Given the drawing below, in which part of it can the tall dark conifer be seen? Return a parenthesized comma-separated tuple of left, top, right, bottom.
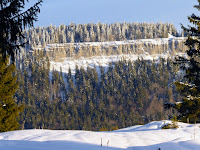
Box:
(0, 0, 43, 61)
(0, 57, 23, 132)
(0, 0, 42, 132)
(171, 1, 200, 123)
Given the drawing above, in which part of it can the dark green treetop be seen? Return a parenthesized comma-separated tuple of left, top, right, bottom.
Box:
(0, 0, 43, 62)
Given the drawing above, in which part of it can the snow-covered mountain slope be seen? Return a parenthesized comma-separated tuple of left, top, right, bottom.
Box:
(0, 121, 200, 150)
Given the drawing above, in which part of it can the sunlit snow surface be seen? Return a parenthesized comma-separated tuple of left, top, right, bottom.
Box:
(50, 53, 187, 76)
(0, 121, 200, 150)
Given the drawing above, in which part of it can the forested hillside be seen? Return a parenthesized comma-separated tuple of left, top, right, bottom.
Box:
(13, 22, 187, 131)
(15, 54, 182, 130)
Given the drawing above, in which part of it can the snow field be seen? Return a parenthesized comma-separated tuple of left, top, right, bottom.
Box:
(0, 121, 200, 150)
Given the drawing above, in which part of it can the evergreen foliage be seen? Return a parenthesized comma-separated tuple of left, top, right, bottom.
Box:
(167, 1, 200, 123)
(0, 57, 23, 132)
(15, 55, 182, 131)
(0, 0, 43, 61)
(0, 0, 42, 132)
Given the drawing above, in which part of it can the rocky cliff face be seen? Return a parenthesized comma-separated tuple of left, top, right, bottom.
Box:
(32, 37, 188, 61)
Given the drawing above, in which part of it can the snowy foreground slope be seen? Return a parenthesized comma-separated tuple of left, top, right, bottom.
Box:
(0, 121, 200, 150)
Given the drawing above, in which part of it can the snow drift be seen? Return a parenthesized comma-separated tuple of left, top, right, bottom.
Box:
(0, 121, 200, 150)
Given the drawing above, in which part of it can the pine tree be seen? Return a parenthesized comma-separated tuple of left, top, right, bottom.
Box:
(0, 57, 24, 132)
(168, 1, 200, 123)
(0, 0, 43, 61)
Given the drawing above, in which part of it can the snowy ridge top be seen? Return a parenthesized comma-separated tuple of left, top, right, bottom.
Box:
(0, 121, 200, 150)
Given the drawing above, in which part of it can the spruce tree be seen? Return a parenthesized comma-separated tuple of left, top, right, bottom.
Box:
(0, 0, 42, 132)
(169, 1, 200, 123)
(0, 0, 43, 61)
(0, 57, 24, 132)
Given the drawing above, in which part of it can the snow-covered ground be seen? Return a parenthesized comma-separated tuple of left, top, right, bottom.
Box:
(0, 121, 200, 150)
(50, 53, 187, 75)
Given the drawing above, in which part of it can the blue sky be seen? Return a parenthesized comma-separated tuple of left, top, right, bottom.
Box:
(31, 0, 198, 31)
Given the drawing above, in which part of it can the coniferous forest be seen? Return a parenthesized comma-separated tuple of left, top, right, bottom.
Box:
(1, 1, 200, 150)
(15, 52, 183, 131)
(11, 21, 188, 131)
(24, 22, 180, 48)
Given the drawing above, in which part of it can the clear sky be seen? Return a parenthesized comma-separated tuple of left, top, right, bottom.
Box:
(31, 0, 198, 32)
